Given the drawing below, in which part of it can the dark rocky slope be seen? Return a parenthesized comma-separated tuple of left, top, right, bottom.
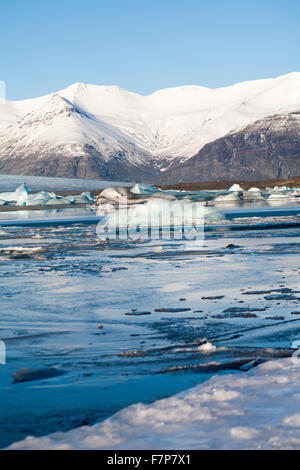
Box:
(0, 111, 299, 184)
(0, 148, 160, 182)
(161, 111, 300, 183)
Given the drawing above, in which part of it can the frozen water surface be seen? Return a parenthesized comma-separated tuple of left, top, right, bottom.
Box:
(0, 176, 300, 449)
(9, 358, 300, 450)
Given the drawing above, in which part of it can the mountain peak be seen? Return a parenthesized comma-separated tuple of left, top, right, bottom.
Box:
(0, 73, 299, 182)
(23, 93, 80, 121)
(62, 82, 137, 98)
(50, 93, 74, 107)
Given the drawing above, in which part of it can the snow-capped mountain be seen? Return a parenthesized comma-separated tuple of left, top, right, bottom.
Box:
(0, 72, 299, 182)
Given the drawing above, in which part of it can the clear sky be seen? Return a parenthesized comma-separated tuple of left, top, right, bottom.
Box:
(1, 0, 299, 100)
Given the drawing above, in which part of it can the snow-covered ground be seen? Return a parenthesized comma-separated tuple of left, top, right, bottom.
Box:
(7, 358, 300, 450)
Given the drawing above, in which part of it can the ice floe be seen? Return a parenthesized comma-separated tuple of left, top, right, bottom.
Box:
(1, 182, 300, 209)
(93, 182, 300, 235)
(96, 198, 225, 229)
(95, 183, 300, 208)
(214, 192, 243, 202)
(197, 342, 218, 353)
(227, 184, 244, 192)
(0, 184, 95, 206)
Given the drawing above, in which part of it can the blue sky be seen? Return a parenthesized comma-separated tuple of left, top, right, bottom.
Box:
(1, 0, 299, 100)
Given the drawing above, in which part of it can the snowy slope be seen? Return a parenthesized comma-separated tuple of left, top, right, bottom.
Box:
(0, 72, 299, 167)
(0, 93, 152, 164)
(59, 73, 300, 163)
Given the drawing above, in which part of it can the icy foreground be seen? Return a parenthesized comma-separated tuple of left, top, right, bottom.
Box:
(8, 358, 300, 450)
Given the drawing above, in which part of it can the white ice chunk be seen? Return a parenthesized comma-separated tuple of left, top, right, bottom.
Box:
(197, 342, 217, 353)
(130, 183, 161, 195)
(0, 184, 95, 206)
(214, 192, 243, 202)
(227, 184, 244, 192)
(248, 187, 261, 192)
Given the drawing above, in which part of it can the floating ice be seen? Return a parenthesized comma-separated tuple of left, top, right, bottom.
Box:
(2, 182, 300, 209)
(95, 183, 300, 209)
(96, 198, 225, 241)
(94, 182, 300, 238)
(227, 184, 244, 192)
(268, 193, 297, 200)
(130, 183, 162, 195)
(0, 183, 30, 205)
(214, 192, 243, 203)
(197, 342, 217, 353)
(0, 246, 44, 253)
(0, 184, 96, 206)
(248, 187, 262, 193)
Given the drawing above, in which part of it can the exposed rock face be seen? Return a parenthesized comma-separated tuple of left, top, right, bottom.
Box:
(162, 112, 300, 183)
(0, 149, 160, 181)
(0, 110, 299, 183)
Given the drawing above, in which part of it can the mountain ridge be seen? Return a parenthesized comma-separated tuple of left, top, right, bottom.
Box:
(0, 72, 299, 182)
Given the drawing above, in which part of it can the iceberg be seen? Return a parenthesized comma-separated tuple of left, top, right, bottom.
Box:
(1, 182, 299, 209)
(0, 184, 96, 207)
(227, 184, 244, 192)
(130, 183, 162, 195)
(248, 187, 262, 192)
(214, 192, 243, 203)
(93, 183, 300, 237)
(96, 197, 225, 241)
(96, 183, 300, 208)
(0, 183, 31, 205)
